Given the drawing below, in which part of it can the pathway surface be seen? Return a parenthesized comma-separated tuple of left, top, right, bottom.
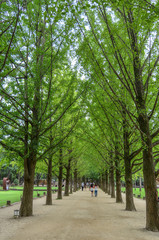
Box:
(0, 189, 159, 240)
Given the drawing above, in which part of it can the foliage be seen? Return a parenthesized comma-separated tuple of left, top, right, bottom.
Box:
(13, 178, 19, 185)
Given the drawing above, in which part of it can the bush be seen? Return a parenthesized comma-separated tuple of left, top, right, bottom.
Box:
(13, 179, 19, 186)
(0, 180, 3, 186)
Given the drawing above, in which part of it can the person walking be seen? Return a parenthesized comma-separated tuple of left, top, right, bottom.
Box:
(94, 184, 98, 197)
(90, 183, 93, 197)
(81, 182, 84, 191)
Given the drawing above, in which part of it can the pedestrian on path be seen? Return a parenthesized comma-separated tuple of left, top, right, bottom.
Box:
(81, 182, 84, 191)
(94, 184, 98, 197)
(90, 183, 93, 197)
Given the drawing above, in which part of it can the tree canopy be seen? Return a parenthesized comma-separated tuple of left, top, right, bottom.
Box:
(1, 0, 159, 231)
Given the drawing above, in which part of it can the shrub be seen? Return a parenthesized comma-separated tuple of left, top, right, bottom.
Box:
(13, 179, 19, 186)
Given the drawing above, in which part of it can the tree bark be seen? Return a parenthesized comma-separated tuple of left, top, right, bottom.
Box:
(70, 172, 73, 194)
(73, 168, 77, 192)
(20, 56, 36, 217)
(108, 170, 111, 195)
(20, 71, 40, 216)
(123, 106, 136, 211)
(64, 156, 71, 196)
(102, 173, 106, 192)
(138, 114, 159, 230)
(57, 148, 63, 199)
(115, 145, 122, 203)
(128, 10, 159, 229)
(100, 175, 103, 191)
(20, 159, 36, 216)
(100, 176, 103, 191)
(105, 170, 108, 193)
(116, 167, 122, 203)
(78, 177, 81, 190)
(110, 162, 115, 198)
(46, 156, 52, 205)
(20, 19, 45, 216)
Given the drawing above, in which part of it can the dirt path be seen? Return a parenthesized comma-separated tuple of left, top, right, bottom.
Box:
(0, 189, 159, 240)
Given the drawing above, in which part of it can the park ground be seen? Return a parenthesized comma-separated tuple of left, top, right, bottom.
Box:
(0, 189, 159, 240)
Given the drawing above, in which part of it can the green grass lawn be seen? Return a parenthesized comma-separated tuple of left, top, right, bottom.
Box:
(0, 190, 46, 207)
(9, 186, 58, 190)
(0, 186, 58, 191)
(121, 187, 159, 199)
(0, 185, 59, 207)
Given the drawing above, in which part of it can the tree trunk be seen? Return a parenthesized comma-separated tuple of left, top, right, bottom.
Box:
(64, 167, 70, 196)
(99, 177, 102, 189)
(105, 170, 108, 193)
(127, 10, 159, 229)
(100, 176, 103, 190)
(123, 107, 136, 211)
(116, 168, 122, 203)
(108, 170, 111, 195)
(100, 175, 103, 191)
(73, 168, 77, 192)
(46, 156, 52, 205)
(102, 173, 106, 192)
(20, 62, 36, 217)
(36, 174, 41, 187)
(18, 172, 21, 185)
(138, 112, 159, 230)
(20, 74, 40, 216)
(20, 25, 43, 216)
(70, 172, 73, 194)
(78, 177, 81, 190)
(115, 145, 122, 203)
(65, 142, 73, 196)
(124, 140, 136, 211)
(115, 165, 122, 203)
(64, 158, 71, 196)
(110, 162, 115, 198)
(57, 148, 63, 199)
(20, 160, 36, 216)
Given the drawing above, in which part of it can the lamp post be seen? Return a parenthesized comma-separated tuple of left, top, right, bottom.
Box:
(14, 209, 20, 218)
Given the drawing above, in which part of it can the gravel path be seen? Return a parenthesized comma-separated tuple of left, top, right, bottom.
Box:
(0, 189, 159, 240)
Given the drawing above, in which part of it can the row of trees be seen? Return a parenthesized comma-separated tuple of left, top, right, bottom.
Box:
(67, 0, 159, 231)
(0, 0, 86, 216)
(1, 0, 159, 232)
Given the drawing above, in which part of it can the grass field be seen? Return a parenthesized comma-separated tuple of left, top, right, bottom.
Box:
(0, 190, 46, 207)
(9, 186, 58, 190)
(121, 187, 159, 199)
(0, 186, 58, 207)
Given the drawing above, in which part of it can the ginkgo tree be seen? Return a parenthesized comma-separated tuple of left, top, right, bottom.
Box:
(67, 0, 159, 231)
(0, 0, 83, 216)
(1, 0, 159, 232)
